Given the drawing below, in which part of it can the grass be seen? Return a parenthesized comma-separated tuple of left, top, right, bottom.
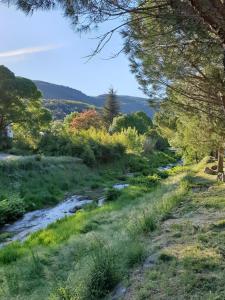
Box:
(124, 162, 225, 300)
(0, 151, 177, 227)
(0, 152, 186, 300)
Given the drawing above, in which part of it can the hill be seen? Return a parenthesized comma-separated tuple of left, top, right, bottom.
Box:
(34, 80, 154, 119)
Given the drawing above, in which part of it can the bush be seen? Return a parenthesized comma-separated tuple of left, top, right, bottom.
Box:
(117, 127, 145, 154)
(70, 109, 104, 130)
(110, 111, 153, 134)
(125, 154, 149, 173)
(129, 174, 160, 187)
(0, 242, 25, 264)
(84, 247, 120, 299)
(105, 188, 121, 202)
(0, 195, 25, 226)
(124, 242, 146, 267)
(38, 127, 126, 165)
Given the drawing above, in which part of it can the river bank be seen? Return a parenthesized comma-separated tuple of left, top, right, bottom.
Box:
(0, 151, 177, 228)
(0, 167, 189, 300)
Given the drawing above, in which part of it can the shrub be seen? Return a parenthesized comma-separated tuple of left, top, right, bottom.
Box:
(129, 174, 160, 187)
(125, 154, 149, 173)
(0, 242, 25, 264)
(81, 246, 120, 299)
(110, 111, 153, 134)
(157, 171, 169, 179)
(105, 188, 121, 202)
(124, 242, 146, 267)
(117, 127, 145, 154)
(38, 127, 126, 165)
(0, 194, 25, 226)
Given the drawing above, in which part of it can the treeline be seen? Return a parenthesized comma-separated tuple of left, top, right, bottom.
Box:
(38, 109, 168, 166)
(8, 0, 225, 176)
(0, 66, 168, 166)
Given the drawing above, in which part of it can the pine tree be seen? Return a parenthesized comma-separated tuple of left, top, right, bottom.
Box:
(103, 88, 120, 126)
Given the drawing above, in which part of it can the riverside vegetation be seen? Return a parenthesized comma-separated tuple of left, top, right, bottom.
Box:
(0, 158, 222, 300)
(0, 157, 185, 299)
(2, 1, 225, 298)
(1, 65, 225, 299)
(0, 65, 181, 298)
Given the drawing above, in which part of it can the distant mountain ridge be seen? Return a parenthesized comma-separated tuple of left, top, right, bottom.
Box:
(34, 80, 154, 119)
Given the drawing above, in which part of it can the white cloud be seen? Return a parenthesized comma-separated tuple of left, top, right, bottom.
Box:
(0, 44, 61, 58)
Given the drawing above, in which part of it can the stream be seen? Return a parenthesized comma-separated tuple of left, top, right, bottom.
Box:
(0, 196, 93, 247)
(0, 183, 130, 248)
(0, 161, 182, 248)
(157, 160, 183, 172)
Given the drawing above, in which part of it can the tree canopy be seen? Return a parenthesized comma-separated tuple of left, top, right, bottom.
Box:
(5, 1, 225, 53)
(3, 0, 225, 175)
(69, 109, 104, 131)
(0, 65, 52, 148)
(103, 88, 120, 126)
(110, 111, 153, 134)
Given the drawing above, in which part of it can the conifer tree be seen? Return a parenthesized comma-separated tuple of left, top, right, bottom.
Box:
(103, 88, 120, 126)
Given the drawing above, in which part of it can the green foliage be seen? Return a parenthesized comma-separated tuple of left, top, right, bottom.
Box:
(110, 111, 153, 134)
(129, 174, 160, 188)
(0, 166, 190, 299)
(105, 187, 121, 202)
(103, 88, 120, 126)
(0, 157, 100, 225)
(123, 241, 146, 268)
(0, 242, 25, 264)
(144, 129, 169, 153)
(0, 194, 25, 226)
(0, 65, 52, 150)
(116, 127, 145, 154)
(39, 125, 147, 165)
(155, 100, 224, 163)
(81, 245, 120, 299)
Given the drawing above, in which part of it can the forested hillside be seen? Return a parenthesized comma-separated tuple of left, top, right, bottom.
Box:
(34, 80, 154, 119)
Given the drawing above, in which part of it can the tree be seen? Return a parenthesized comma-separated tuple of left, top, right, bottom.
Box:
(5, 0, 225, 172)
(0, 65, 52, 149)
(103, 88, 120, 126)
(110, 111, 152, 134)
(63, 112, 79, 130)
(124, 5, 225, 174)
(70, 109, 104, 131)
(154, 95, 225, 167)
(6, 1, 225, 59)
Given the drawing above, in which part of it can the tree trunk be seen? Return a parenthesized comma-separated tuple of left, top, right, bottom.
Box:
(215, 150, 218, 160)
(217, 146, 225, 181)
(217, 148, 224, 172)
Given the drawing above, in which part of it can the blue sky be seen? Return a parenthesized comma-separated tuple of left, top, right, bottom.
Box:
(0, 3, 145, 97)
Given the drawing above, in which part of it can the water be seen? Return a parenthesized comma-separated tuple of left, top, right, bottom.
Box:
(0, 196, 92, 245)
(113, 183, 129, 190)
(0, 171, 173, 247)
(157, 160, 183, 172)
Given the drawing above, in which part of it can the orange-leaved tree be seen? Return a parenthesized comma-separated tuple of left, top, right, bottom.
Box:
(70, 109, 104, 131)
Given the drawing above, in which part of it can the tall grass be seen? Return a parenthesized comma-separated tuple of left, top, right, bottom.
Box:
(0, 166, 191, 300)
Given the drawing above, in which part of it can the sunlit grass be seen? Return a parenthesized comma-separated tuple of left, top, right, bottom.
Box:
(0, 169, 188, 299)
(125, 161, 225, 300)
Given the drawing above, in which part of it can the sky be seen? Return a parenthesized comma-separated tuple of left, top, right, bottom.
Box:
(0, 3, 145, 97)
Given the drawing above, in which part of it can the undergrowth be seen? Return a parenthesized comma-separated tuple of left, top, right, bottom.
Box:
(0, 167, 189, 300)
